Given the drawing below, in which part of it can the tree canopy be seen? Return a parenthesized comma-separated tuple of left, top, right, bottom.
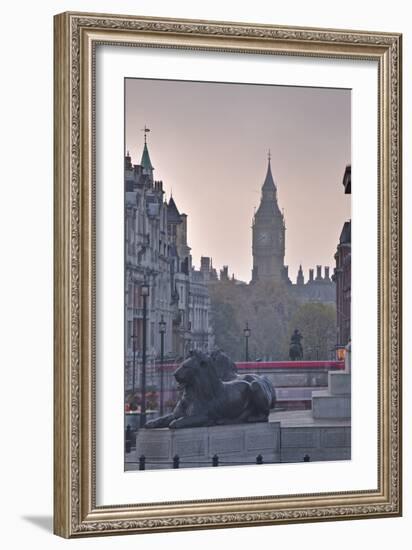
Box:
(208, 280, 336, 361)
(288, 302, 337, 360)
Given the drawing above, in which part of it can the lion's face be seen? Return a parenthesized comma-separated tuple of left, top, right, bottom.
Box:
(174, 351, 208, 389)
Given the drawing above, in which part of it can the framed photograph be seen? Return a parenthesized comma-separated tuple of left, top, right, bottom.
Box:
(54, 12, 402, 537)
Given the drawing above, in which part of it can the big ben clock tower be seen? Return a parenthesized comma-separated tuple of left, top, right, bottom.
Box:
(251, 152, 288, 283)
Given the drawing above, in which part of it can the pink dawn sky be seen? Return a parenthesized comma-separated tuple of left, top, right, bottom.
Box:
(125, 78, 351, 283)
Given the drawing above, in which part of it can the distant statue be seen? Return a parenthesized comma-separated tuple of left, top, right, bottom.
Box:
(289, 328, 303, 360)
(145, 350, 276, 429)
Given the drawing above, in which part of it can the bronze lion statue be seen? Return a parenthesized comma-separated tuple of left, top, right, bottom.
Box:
(145, 350, 276, 429)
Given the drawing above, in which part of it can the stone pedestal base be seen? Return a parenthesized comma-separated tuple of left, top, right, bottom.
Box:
(281, 425, 351, 462)
(134, 422, 281, 469)
(312, 372, 351, 419)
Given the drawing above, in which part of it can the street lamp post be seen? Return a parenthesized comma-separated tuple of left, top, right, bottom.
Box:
(140, 281, 150, 428)
(244, 322, 251, 362)
(131, 321, 137, 396)
(185, 321, 192, 358)
(188, 321, 192, 349)
(159, 315, 166, 416)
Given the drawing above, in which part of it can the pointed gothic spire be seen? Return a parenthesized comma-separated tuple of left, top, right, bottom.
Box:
(140, 125, 154, 176)
(297, 264, 305, 285)
(167, 196, 182, 223)
(262, 152, 276, 192)
(254, 152, 282, 221)
(140, 143, 154, 173)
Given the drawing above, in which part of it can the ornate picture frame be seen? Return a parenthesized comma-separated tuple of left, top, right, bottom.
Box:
(53, 11, 402, 538)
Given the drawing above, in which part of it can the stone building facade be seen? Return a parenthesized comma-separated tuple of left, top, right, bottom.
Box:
(333, 165, 352, 348)
(292, 264, 335, 304)
(124, 138, 213, 392)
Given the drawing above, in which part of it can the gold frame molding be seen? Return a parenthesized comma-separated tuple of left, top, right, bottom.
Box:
(54, 11, 402, 538)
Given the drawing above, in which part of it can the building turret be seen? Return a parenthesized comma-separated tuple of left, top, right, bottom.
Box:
(343, 165, 351, 194)
(125, 150, 132, 170)
(201, 257, 211, 273)
(220, 266, 229, 281)
(297, 264, 304, 285)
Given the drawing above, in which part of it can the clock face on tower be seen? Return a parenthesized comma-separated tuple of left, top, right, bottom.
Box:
(257, 231, 269, 244)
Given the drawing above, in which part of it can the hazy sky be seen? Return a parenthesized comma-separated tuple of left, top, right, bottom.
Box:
(125, 78, 351, 283)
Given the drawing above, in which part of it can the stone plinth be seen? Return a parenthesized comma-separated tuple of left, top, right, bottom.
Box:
(134, 422, 281, 469)
(281, 425, 351, 462)
(269, 409, 351, 463)
(312, 391, 351, 419)
(311, 371, 351, 420)
(328, 372, 351, 395)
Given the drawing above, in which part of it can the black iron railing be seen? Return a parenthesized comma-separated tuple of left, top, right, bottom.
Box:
(127, 453, 311, 470)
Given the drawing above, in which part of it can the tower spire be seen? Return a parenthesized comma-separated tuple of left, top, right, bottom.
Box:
(141, 125, 150, 144)
(262, 151, 276, 194)
(297, 264, 304, 285)
(251, 152, 285, 284)
(140, 125, 154, 178)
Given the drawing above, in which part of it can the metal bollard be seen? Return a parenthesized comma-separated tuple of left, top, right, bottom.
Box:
(139, 455, 146, 470)
(256, 454, 263, 465)
(125, 426, 132, 453)
(212, 454, 219, 467)
(173, 454, 180, 469)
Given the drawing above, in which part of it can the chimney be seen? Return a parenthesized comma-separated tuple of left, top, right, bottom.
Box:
(309, 268, 314, 282)
(324, 266, 330, 280)
(125, 151, 132, 170)
(200, 257, 210, 272)
(316, 265, 322, 280)
(154, 180, 163, 192)
(180, 213, 187, 244)
(221, 266, 229, 281)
